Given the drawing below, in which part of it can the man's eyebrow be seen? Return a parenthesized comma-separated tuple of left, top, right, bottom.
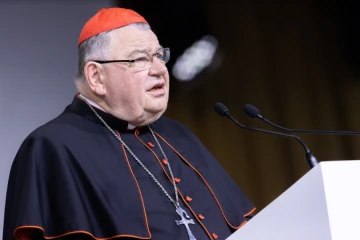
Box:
(127, 46, 164, 57)
(127, 47, 152, 57)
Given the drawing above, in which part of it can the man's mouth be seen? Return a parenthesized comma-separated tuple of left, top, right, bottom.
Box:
(147, 82, 166, 96)
(148, 82, 165, 91)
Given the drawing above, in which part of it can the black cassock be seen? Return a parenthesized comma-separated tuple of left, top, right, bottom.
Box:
(3, 94, 255, 240)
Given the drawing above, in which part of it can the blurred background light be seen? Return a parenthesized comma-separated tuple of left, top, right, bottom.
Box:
(172, 35, 219, 81)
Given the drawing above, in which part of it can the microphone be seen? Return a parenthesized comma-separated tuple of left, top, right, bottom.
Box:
(243, 104, 360, 135)
(214, 102, 318, 168)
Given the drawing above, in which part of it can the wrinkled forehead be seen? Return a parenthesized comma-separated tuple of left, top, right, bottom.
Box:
(110, 25, 161, 57)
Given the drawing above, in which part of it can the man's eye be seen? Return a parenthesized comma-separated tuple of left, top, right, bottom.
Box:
(134, 57, 148, 62)
(155, 53, 164, 59)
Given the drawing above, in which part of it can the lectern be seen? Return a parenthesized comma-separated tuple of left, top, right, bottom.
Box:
(226, 160, 360, 240)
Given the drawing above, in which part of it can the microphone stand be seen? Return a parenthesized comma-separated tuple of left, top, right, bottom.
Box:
(215, 103, 318, 168)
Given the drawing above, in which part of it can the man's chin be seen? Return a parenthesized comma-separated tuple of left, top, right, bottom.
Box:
(136, 108, 167, 126)
(150, 108, 167, 121)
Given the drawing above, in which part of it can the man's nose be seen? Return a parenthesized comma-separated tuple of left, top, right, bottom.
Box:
(148, 57, 168, 76)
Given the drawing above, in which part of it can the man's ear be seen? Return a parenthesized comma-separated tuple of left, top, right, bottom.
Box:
(84, 61, 107, 96)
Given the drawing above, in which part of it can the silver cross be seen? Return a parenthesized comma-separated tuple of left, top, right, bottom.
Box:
(175, 206, 197, 240)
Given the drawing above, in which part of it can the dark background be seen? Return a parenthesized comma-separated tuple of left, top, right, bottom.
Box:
(118, 0, 360, 213)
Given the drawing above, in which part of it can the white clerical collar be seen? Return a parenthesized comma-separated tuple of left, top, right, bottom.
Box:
(79, 93, 136, 130)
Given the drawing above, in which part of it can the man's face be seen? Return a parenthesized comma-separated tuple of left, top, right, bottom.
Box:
(101, 25, 170, 126)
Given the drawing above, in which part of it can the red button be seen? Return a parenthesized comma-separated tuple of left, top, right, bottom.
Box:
(162, 159, 168, 165)
(174, 178, 181, 183)
(147, 142, 154, 147)
(212, 233, 218, 239)
(185, 196, 192, 202)
(198, 214, 205, 220)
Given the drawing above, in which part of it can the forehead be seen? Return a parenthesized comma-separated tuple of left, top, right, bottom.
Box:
(111, 25, 160, 56)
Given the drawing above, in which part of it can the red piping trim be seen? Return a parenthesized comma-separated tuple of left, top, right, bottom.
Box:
(13, 226, 150, 240)
(118, 131, 152, 238)
(153, 131, 256, 230)
(134, 129, 213, 240)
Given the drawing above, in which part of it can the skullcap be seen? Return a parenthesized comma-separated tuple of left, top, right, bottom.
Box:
(78, 8, 148, 46)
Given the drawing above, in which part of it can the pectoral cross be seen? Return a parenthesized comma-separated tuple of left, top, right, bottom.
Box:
(175, 206, 197, 240)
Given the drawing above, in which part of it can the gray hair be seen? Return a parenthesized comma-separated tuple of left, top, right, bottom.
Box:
(74, 22, 151, 84)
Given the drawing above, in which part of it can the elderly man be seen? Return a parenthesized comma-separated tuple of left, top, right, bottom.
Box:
(3, 8, 255, 240)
